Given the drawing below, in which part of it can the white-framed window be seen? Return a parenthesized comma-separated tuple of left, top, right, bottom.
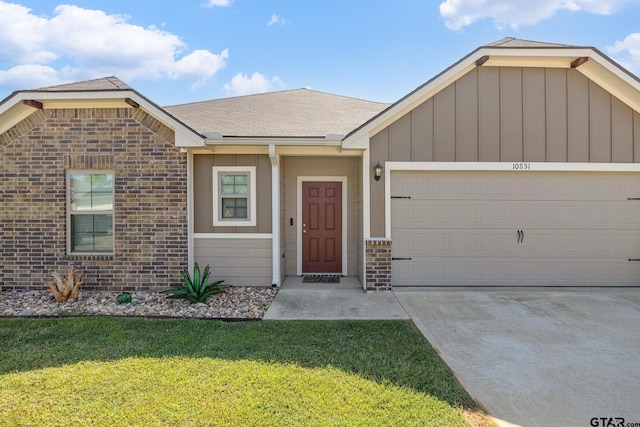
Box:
(212, 166, 257, 227)
(67, 171, 114, 254)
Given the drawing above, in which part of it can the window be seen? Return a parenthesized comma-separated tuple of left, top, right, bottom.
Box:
(68, 172, 114, 254)
(213, 166, 256, 226)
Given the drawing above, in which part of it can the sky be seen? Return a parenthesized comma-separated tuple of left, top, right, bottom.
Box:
(1, 0, 640, 106)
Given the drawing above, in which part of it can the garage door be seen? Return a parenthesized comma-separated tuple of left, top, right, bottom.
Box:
(391, 171, 640, 287)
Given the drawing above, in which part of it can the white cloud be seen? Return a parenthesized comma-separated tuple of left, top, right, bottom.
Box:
(223, 72, 285, 96)
(439, 0, 639, 30)
(201, 0, 232, 7)
(267, 14, 286, 26)
(0, 2, 228, 90)
(608, 33, 640, 72)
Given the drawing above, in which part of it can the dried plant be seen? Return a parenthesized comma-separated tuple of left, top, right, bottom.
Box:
(43, 268, 84, 302)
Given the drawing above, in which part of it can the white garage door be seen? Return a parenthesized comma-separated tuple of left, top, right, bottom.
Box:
(391, 171, 640, 287)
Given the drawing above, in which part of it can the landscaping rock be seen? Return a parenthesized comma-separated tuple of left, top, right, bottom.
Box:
(0, 287, 278, 320)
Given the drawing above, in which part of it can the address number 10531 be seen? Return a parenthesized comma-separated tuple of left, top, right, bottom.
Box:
(512, 162, 531, 170)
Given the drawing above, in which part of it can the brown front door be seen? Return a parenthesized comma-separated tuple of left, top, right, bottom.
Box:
(302, 181, 342, 273)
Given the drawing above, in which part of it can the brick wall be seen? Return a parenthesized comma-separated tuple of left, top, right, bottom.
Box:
(365, 239, 392, 291)
(0, 107, 188, 291)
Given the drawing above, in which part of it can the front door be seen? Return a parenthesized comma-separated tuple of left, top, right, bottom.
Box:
(302, 181, 342, 273)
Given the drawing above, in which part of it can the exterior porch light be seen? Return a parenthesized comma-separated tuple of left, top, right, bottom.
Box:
(374, 161, 383, 181)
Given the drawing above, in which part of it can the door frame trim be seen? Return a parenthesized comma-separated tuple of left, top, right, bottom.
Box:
(297, 176, 348, 276)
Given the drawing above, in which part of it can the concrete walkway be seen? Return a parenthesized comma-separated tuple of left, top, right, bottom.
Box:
(263, 277, 409, 320)
(265, 281, 640, 427)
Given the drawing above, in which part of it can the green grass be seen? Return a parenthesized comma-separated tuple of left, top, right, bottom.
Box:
(0, 318, 477, 426)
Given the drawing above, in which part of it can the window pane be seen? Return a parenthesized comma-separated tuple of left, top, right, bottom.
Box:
(221, 175, 235, 185)
(70, 174, 91, 193)
(221, 198, 248, 219)
(234, 184, 247, 195)
(71, 214, 113, 252)
(70, 173, 113, 211)
(92, 193, 113, 210)
(93, 215, 113, 234)
(220, 174, 248, 195)
(221, 184, 235, 194)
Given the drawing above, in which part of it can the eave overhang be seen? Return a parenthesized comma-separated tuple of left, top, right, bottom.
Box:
(0, 89, 205, 147)
(342, 45, 640, 150)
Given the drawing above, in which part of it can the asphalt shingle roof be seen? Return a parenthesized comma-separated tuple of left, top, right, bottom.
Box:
(164, 89, 390, 138)
(32, 76, 131, 92)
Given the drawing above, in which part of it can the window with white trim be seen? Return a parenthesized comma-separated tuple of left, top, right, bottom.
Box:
(213, 166, 256, 227)
(68, 172, 114, 254)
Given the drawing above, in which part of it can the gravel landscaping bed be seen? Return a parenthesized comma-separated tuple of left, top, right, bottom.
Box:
(0, 287, 278, 320)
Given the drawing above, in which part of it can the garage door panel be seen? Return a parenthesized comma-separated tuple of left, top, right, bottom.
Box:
(392, 200, 640, 230)
(392, 171, 640, 201)
(393, 258, 640, 287)
(393, 229, 640, 258)
(391, 171, 640, 287)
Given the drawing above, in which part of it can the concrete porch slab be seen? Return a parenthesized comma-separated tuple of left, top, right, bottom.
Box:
(263, 276, 409, 320)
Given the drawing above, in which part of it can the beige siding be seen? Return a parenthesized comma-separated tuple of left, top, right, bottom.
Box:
(283, 156, 360, 276)
(369, 66, 640, 235)
(478, 67, 501, 161)
(195, 238, 272, 286)
(193, 154, 272, 233)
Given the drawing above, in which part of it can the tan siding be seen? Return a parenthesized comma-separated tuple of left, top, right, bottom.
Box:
(193, 154, 272, 234)
(545, 69, 568, 161)
(195, 238, 272, 286)
(612, 97, 634, 163)
(283, 156, 360, 276)
(567, 70, 590, 162)
(590, 81, 612, 162)
(194, 155, 213, 232)
(523, 68, 547, 161)
(389, 114, 412, 161)
(635, 112, 640, 162)
(370, 131, 388, 237)
(500, 68, 523, 161)
(411, 99, 433, 161)
(478, 67, 501, 161)
(456, 69, 479, 161)
(434, 84, 456, 161)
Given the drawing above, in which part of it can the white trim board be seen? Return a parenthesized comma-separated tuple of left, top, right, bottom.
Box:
(296, 176, 348, 276)
(383, 162, 640, 239)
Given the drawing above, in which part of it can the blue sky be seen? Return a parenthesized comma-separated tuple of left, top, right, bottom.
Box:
(1, 0, 640, 106)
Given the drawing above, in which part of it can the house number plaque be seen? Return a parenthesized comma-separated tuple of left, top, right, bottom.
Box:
(512, 162, 531, 170)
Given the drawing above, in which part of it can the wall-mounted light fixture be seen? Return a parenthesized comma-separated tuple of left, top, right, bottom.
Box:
(373, 161, 383, 181)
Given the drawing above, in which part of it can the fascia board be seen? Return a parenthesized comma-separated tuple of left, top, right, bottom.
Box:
(0, 90, 205, 147)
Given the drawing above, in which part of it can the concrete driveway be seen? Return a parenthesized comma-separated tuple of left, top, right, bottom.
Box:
(395, 289, 640, 427)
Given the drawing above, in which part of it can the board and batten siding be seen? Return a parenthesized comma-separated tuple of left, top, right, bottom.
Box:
(194, 237, 272, 286)
(369, 66, 640, 237)
(193, 154, 272, 233)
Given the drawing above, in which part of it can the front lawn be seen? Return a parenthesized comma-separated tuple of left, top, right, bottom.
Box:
(0, 318, 487, 426)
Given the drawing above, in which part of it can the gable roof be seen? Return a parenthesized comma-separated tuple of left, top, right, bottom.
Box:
(0, 76, 203, 147)
(343, 37, 640, 149)
(165, 89, 389, 139)
(30, 76, 132, 92)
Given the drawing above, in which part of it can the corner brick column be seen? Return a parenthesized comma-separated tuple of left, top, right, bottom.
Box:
(365, 239, 392, 291)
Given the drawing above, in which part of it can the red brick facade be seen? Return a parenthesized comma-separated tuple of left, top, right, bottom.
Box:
(0, 107, 188, 291)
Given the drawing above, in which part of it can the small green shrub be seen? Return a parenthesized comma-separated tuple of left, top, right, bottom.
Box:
(116, 293, 132, 304)
(161, 263, 228, 304)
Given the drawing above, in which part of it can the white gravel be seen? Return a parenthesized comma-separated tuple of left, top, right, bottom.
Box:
(0, 287, 278, 320)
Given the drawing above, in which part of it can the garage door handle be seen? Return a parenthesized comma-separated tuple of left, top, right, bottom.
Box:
(517, 230, 523, 243)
